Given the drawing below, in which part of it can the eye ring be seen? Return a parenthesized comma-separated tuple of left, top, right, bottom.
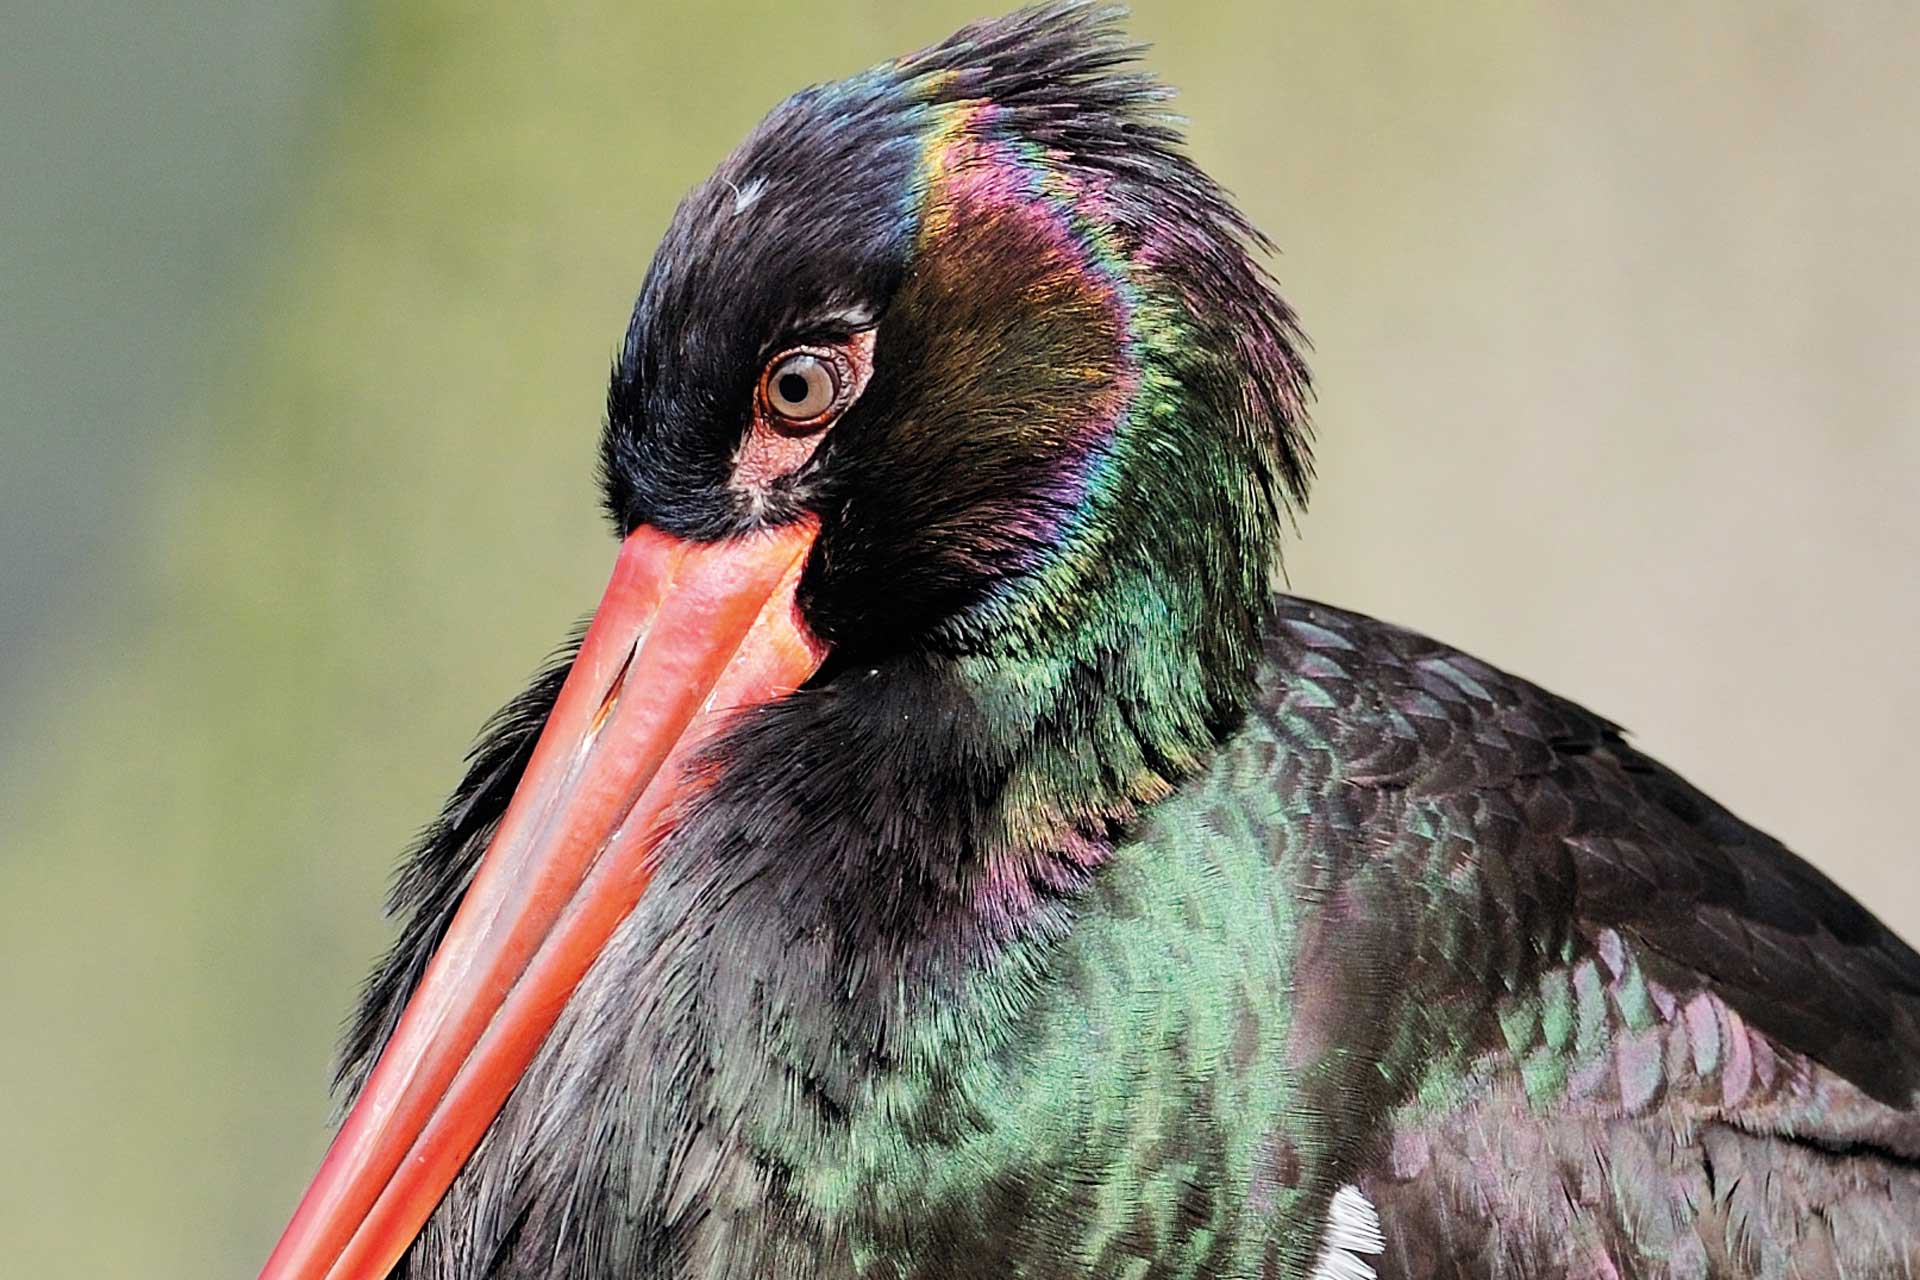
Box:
(759, 346, 851, 431)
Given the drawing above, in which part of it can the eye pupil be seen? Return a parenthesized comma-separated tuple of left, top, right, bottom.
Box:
(777, 371, 811, 405)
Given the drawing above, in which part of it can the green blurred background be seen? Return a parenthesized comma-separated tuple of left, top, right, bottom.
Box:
(2, 2, 1915, 1274)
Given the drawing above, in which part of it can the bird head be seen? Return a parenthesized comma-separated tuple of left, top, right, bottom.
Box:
(261, 8, 1309, 1279)
(605, 3, 1309, 674)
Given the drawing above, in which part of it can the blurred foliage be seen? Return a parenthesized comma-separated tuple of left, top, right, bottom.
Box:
(2, 3, 1914, 1276)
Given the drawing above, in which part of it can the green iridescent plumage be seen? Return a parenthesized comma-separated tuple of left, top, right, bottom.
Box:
(749, 599, 1920, 1278)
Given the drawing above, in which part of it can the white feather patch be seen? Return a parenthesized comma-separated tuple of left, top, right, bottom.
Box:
(1310, 1184, 1386, 1280)
(726, 176, 766, 215)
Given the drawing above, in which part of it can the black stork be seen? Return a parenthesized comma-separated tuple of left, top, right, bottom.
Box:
(258, 6, 1920, 1278)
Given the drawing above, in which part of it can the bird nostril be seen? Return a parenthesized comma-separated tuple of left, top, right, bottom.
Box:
(588, 642, 638, 739)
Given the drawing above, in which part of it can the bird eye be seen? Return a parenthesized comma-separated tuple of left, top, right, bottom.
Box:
(760, 349, 846, 428)
(734, 331, 876, 489)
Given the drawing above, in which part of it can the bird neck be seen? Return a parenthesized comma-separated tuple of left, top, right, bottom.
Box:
(756, 536, 1275, 986)
(942, 397, 1288, 921)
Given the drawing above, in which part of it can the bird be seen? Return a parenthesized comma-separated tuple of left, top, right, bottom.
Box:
(257, 5, 1920, 1279)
